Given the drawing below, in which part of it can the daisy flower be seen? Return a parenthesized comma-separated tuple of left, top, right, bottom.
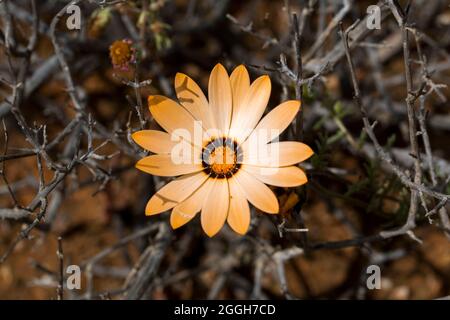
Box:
(132, 64, 313, 237)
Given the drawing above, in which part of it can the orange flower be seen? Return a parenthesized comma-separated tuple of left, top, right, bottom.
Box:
(132, 64, 313, 237)
(109, 39, 136, 70)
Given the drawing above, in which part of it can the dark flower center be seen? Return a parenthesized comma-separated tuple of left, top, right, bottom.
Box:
(202, 137, 242, 178)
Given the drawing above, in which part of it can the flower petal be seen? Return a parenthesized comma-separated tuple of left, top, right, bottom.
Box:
(230, 65, 250, 125)
(131, 130, 179, 154)
(243, 100, 300, 146)
(201, 178, 229, 237)
(170, 178, 214, 229)
(208, 64, 232, 134)
(242, 165, 308, 187)
(136, 154, 202, 177)
(229, 75, 271, 142)
(232, 170, 279, 214)
(241, 141, 314, 167)
(149, 95, 204, 147)
(145, 172, 209, 215)
(227, 178, 250, 235)
(174, 72, 214, 130)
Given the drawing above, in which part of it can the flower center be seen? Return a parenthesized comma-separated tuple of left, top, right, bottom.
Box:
(202, 138, 242, 178)
(209, 145, 236, 175)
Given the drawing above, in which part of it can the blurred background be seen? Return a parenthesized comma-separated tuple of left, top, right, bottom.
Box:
(0, 0, 449, 299)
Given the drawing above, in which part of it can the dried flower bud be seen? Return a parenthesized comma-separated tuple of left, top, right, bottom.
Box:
(109, 39, 136, 71)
